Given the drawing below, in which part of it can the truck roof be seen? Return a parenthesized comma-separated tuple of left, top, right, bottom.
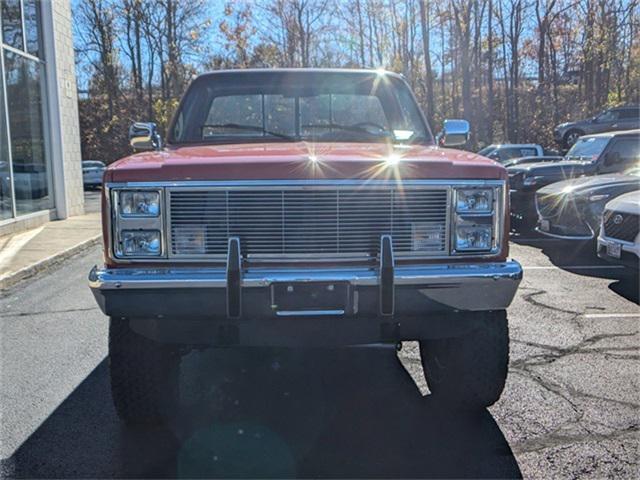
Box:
(197, 68, 405, 81)
(582, 129, 639, 139)
(483, 143, 542, 149)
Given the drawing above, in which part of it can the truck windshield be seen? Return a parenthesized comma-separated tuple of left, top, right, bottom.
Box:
(169, 71, 432, 146)
(565, 137, 609, 161)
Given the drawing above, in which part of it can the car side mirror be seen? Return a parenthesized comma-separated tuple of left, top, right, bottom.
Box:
(437, 119, 470, 147)
(129, 122, 163, 152)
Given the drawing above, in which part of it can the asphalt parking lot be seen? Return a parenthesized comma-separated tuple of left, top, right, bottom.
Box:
(0, 236, 638, 478)
(84, 189, 102, 214)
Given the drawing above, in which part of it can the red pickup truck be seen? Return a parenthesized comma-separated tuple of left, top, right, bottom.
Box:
(89, 69, 522, 425)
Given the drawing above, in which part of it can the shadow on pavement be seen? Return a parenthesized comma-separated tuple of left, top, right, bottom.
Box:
(513, 232, 638, 304)
(608, 276, 640, 304)
(3, 347, 521, 479)
(513, 233, 627, 277)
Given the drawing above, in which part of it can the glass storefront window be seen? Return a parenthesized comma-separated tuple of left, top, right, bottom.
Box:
(0, 67, 13, 220)
(0, 0, 52, 222)
(24, 0, 41, 58)
(4, 50, 51, 215)
(1, 0, 24, 51)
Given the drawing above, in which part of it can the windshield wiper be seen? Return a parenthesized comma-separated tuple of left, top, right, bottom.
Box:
(303, 123, 391, 137)
(200, 123, 295, 141)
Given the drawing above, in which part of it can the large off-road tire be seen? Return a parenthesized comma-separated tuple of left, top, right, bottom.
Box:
(419, 311, 509, 409)
(109, 318, 180, 425)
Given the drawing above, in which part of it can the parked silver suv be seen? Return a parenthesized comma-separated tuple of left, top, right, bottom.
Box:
(554, 105, 639, 148)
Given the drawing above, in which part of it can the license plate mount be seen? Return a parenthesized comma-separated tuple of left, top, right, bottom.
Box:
(272, 282, 350, 316)
(606, 242, 622, 259)
(540, 219, 550, 232)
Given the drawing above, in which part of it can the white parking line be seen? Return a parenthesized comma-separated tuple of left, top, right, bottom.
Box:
(582, 313, 640, 318)
(523, 265, 625, 270)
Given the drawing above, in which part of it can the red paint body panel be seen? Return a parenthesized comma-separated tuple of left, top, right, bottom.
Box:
(103, 142, 510, 266)
(105, 142, 506, 182)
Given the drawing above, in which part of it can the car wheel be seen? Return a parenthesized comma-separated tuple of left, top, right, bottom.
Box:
(564, 129, 583, 148)
(109, 317, 180, 425)
(419, 310, 509, 409)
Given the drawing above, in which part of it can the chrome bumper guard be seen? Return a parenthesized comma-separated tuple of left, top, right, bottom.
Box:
(89, 236, 522, 316)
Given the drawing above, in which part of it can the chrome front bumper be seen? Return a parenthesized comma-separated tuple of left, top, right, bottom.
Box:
(89, 260, 522, 317)
(90, 262, 523, 289)
(90, 233, 522, 346)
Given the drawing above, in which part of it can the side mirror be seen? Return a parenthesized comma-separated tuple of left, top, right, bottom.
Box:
(129, 122, 163, 151)
(437, 119, 470, 147)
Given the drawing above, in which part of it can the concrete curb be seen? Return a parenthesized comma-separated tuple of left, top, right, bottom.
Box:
(0, 235, 101, 291)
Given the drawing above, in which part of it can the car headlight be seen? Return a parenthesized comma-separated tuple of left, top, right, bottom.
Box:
(112, 188, 165, 259)
(452, 186, 499, 254)
(119, 230, 161, 256)
(456, 189, 493, 213)
(454, 216, 493, 251)
(523, 176, 543, 187)
(455, 226, 493, 250)
(118, 190, 160, 216)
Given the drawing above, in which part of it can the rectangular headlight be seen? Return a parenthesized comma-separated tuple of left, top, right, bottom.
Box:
(454, 216, 493, 251)
(119, 230, 161, 256)
(455, 226, 492, 250)
(119, 191, 160, 217)
(456, 188, 493, 213)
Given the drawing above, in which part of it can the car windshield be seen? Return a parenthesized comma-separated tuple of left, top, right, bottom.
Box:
(83, 161, 104, 168)
(478, 145, 497, 156)
(565, 137, 609, 161)
(169, 71, 432, 146)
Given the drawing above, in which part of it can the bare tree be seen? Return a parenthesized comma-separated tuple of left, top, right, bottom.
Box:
(74, 0, 640, 161)
(76, 0, 121, 116)
(419, 0, 435, 126)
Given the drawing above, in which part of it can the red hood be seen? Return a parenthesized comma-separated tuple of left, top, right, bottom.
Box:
(105, 142, 505, 182)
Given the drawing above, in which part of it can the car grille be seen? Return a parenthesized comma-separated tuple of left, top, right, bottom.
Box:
(508, 172, 523, 190)
(168, 186, 449, 259)
(603, 210, 639, 242)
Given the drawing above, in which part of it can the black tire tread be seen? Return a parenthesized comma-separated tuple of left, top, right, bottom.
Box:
(420, 311, 509, 409)
(109, 318, 178, 425)
(564, 129, 584, 148)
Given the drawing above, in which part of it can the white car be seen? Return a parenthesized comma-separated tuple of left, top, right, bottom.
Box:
(597, 191, 640, 270)
(82, 160, 106, 189)
(477, 144, 546, 163)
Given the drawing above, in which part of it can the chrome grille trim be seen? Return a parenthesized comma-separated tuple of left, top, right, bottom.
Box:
(167, 185, 450, 259)
(105, 180, 506, 264)
(603, 210, 639, 243)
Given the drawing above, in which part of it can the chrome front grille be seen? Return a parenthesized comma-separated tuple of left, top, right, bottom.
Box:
(603, 210, 639, 242)
(168, 186, 449, 258)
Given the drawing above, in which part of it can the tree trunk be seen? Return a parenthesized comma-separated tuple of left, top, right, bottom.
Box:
(487, 0, 494, 142)
(355, 0, 366, 66)
(419, 0, 435, 126)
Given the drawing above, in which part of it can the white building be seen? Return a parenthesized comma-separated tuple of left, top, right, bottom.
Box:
(1, 0, 83, 237)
